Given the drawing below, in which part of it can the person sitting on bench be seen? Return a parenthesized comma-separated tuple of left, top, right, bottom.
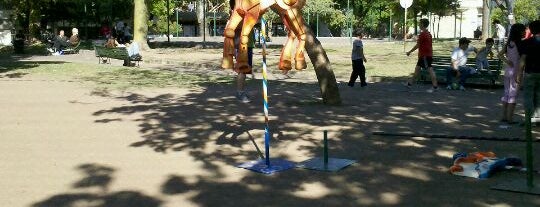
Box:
(103, 36, 140, 66)
(52, 28, 80, 55)
(104, 35, 119, 48)
(447, 37, 475, 90)
(69, 28, 80, 47)
(52, 30, 68, 54)
(122, 40, 141, 66)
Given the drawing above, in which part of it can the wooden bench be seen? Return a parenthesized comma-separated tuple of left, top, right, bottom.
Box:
(94, 46, 142, 66)
(419, 56, 502, 86)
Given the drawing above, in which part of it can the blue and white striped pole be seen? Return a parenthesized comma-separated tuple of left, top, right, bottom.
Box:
(261, 18, 270, 167)
(237, 18, 295, 174)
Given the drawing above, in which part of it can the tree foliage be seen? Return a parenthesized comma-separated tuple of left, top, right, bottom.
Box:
(513, 0, 540, 24)
(491, 0, 540, 25)
(3, 0, 133, 39)
(3, 0, 537, 40)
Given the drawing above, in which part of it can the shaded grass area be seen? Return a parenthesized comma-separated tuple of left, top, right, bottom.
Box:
(1, 43, 233, 90)
(0, 40, 98, 59)
(0, 58, 234, 90)
(83, 67, 234, 89)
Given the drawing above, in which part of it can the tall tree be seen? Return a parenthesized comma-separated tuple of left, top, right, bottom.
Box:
(134, 0, 149, 50)
(482, 0, 490, 40)
(197, 0, 205, 37)
(259, 3, 342, 104)
(304, 27, 341, 105)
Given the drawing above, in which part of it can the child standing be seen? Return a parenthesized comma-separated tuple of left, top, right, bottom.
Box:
(499, 23, 526, 124)
(474, 38, 494, 74)
(405, 19, 438, 92)
(348, 29, 367, 87)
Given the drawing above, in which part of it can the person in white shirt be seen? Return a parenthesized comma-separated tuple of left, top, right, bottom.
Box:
(188, 2, 195, 12)
(446, 37, 475, 90)
(493, 20, 506, 51)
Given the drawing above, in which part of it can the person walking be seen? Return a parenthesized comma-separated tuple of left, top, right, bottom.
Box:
(404, 19, 438, 92)
(348, 29, 368, 87)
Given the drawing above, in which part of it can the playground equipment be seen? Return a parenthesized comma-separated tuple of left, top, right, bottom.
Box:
(237, 18, 295, 174)
(222, 0, 307, 73)
(297, 130, 356, 172)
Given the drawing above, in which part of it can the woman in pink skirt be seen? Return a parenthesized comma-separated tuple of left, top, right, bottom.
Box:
(498, 23, 526, 124)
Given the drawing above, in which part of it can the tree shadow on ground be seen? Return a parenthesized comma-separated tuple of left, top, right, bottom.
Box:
(32, 163, 162, 207)
(148, 41, 285, 50)
(90, 80, 540, 206)
(149, 41, 223, 49)
(0, 54, 67, 78)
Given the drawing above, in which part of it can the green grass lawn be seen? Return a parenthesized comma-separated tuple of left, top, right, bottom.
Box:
(0, 38, 487, 90)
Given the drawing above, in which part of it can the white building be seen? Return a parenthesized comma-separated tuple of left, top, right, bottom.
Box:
(0, 10, 13, 46)
(425, 0, 485, 38)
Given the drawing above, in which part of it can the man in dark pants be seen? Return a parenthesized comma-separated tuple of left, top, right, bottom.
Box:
(348, 29, 367, 87)
(518, 20, 540, 121)
(516, 19, 539, 188)
(52, 30, 69, 53)
(14, 30, 25, 54)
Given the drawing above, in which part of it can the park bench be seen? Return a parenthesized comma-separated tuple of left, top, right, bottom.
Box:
(418, 56, 502, 86)
(62, 41, 81, 54)
(94, 46, 142, 66)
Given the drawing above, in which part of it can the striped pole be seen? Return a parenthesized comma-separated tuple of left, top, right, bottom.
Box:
(323, 130, 328, 167)
(261, 18, 270, 167)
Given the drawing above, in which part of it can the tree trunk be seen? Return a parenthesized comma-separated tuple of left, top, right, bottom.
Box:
(197, 0, 204, 37)
(482, 0, 490, 40)
(437, 16, 441, 39)
(304, 27, 341, 105)
(134, 0, 149, 50)
(413, 10, 418, 35)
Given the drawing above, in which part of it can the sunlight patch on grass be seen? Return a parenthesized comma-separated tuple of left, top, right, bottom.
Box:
(1, 61, 234, 90)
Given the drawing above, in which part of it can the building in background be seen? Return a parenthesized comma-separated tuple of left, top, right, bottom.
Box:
(423, 0, 485, 39)
(0, 9, 13, 46)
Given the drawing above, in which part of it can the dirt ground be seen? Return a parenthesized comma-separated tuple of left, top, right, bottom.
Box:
(1, 40, 540, 207)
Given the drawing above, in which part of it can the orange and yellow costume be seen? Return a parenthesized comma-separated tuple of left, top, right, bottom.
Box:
(222, 0, 307, 73)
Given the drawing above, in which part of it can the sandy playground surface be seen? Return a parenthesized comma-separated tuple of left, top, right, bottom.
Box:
(1, 42, 540, 207)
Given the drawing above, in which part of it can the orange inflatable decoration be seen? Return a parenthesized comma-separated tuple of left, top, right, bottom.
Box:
(222, 0, 307, 73)
(449, 152, 496, 173)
